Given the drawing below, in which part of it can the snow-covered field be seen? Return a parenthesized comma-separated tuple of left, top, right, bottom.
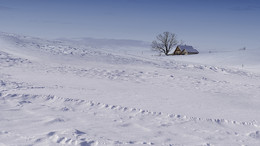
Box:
(1, 32, 260, 146)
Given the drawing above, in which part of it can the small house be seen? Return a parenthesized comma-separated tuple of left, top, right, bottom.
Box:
(173, 45, 199, 55)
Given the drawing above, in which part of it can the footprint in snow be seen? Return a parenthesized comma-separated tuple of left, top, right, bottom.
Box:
(248, 131, 260, 139)
(75, 129, 86, 136)
(45, 118, 65, 125)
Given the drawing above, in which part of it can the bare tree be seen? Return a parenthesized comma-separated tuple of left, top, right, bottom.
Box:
(152, 31, 178, 56)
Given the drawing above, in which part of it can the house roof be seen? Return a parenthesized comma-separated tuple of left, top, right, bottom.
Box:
(178, 45, 199, 53)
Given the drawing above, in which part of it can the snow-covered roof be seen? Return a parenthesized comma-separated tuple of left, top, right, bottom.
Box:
(178, 45, 199, 53)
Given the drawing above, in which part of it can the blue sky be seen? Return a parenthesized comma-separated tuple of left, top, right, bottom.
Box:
(0, 0, 260, 50)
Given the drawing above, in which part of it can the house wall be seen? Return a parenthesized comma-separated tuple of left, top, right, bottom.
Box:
(173, 47, 182, 55)
(187, 52, 199, 55)
(181, 50, 188, 55)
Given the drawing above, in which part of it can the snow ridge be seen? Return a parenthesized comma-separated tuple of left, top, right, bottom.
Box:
(2, 93, 258, 127)
(1, 93, 260, 145)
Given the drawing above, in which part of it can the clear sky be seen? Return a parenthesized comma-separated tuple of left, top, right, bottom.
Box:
(0, 0, 260, 51)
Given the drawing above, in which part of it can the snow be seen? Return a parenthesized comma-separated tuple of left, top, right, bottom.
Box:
(1, 31, 260, 145)
(169, 48, 260, 74)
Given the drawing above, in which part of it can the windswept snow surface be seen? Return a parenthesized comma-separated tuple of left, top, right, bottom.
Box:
(1, 32, 260, 145)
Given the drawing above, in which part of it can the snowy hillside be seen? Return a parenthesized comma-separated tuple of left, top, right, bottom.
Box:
(171, 48, 260, 74)
(1, 32, 260, 146)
